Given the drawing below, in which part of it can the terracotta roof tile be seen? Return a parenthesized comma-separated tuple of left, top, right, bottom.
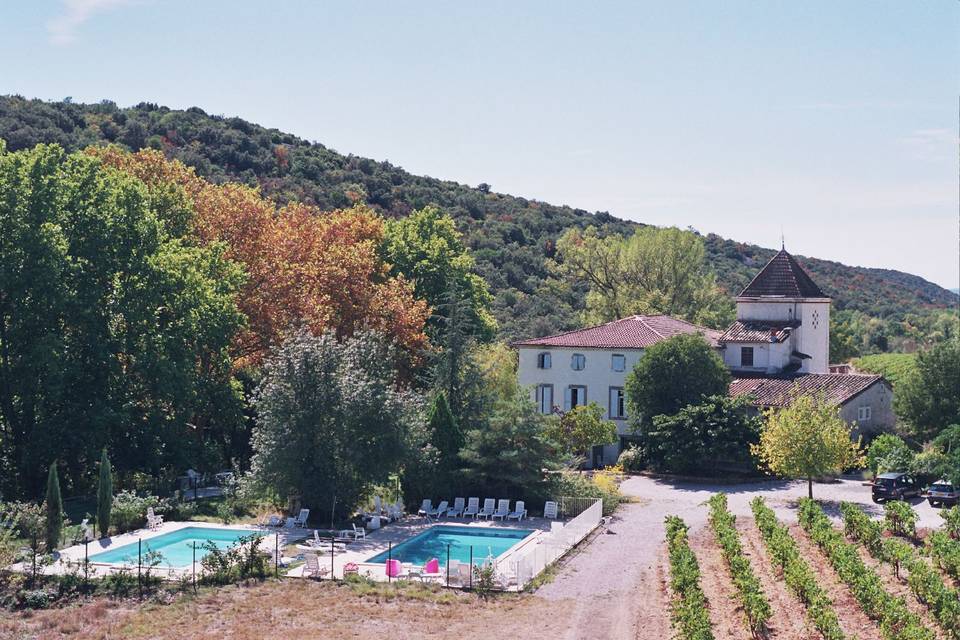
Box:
(739, 249, 827, 299)
(512, 314, 722, 349)
(719, 320, 800, 344)
(729, 373, 886, 407)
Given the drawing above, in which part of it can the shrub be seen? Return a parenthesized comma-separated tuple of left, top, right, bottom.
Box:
(111, 491, 164, 534)
(939, 506, 960, 540)
(549, 471, 621, 517)
(97, 448, 112, 538)
(866, 434, 914, 476)
(199, 533, 268, 586)
(883, 501, 918, 538)
(617, 445, 644, 473)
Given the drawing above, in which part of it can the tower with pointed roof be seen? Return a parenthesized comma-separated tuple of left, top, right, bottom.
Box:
(719, 248, 831, 374)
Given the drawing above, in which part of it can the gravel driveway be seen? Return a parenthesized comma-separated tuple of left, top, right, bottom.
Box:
(534, 474, 949, 640)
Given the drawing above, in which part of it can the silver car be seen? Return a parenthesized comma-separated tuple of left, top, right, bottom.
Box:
(927, 480, 959, 508)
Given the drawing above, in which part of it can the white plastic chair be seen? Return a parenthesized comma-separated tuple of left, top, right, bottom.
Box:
(463, 497, 480, 518)
(447, 497, 465, 517)
(477, 498, 496, 520)
(507, 501, 527, 521)
(543, 501, 558, 519)
(491, 499, 510, 520)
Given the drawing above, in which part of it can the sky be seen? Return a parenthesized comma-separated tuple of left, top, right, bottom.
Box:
(3, 1, 959, 289)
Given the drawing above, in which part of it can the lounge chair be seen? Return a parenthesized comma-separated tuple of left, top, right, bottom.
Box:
(447, 497, 465, 518)
(507, 501, 527, 521)
(491, 499, 510, 521)
(282, 517, 296, 529)
(293, 508, 310, 528)
(308, 529, 345, 550)
(477, 498, 496, 520)
(146, 507, 164, 530)
(417, 499, 433, 517)
(421, 557, 443, 582)
(457, 561, 473, 586)
(385, 559, 403, 578)
(264, 515, 282, 527)
(337, 523, 366, 540)
(427, 500, 448, 520)
(302, 553, 330, 579)
(463, 497, 480, 518)
(543, 501, 558, 519)
(384, 503, 401, 522)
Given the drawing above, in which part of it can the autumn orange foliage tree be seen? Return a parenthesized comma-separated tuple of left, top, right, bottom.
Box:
(91, 146, 430, 369)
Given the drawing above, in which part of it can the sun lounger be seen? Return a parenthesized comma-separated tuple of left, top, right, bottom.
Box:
(506, 501, 527, 521)
(543, 501, 558, 519)
(293, 508, 310, 528)
(477, 498, 496, 520)
(146, 507, 164, 530)
(385, 559, 403, 578)
(338, 524, 366, 540)
(463, 497, 480, 518)
(426, 500, 448, 520)
(447, 497, 465, 518)
(417, 499, 433, 517)
(420, 557, 443, 582)
(491, 499, 510, 520)
(282, 517, 297, 529)
(302, 553, 330, 579)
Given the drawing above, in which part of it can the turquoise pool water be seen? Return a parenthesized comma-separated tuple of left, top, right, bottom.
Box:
(367, 525, 534, 566)
(89, 527, 256, 568)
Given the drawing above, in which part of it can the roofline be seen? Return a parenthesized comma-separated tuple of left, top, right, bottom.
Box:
(509, 314, 720, 348)
(735, 296, 832, 303)
(730, 373, 888, 407)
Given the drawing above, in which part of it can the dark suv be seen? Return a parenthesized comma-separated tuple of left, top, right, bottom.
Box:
(926, 480, 959, 508)
(871, 472, 921, 503)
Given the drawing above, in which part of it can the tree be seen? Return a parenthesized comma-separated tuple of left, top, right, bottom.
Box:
(245, 330, 424, 518)
(381, 206, 497, 342)
(625, 333, 731, 429)
(645, 395, 762, 474)
(459, 385, 558, 499)
(865, 434, 914, 476)
(752, 395, 865, 498)
(97, 448, 112, 538)
(894, 341, 960, 442)
(553, 225, 734, 328)
(92, 147, 430, 370)
(0, 144, 245, 498)
(427, 393, 462, 472)
(44, 461, 62, 552)
(544, 403, 616, 461)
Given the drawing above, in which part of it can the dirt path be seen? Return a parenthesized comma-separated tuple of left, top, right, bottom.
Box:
(736, 521, 814, 640)
(688, 529, 751, 640)
(788, 524, 884, 640)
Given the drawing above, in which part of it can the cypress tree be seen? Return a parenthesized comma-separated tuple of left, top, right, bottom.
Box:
(45, 461, 63, 552)
(96, 448, 112, 538)
(429, 392, 463, 471)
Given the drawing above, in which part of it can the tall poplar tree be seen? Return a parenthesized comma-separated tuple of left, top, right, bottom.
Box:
(45, 461, 62, 552)
(97, 448, 112, 538)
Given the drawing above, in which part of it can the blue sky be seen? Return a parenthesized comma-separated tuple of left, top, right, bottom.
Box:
(4, 1, 959, 288)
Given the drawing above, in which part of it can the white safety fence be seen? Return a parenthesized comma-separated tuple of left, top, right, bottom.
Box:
(500, 497, 602, 590)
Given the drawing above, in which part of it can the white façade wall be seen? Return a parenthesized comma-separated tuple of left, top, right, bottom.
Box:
(722, 340, 792, 373)
(839, 381, 896, 438)
(796, 301, 830, 373)
(517, 345, 640, 433)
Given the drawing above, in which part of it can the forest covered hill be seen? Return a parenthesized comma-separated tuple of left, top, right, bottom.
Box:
(1, 95, 956, 343)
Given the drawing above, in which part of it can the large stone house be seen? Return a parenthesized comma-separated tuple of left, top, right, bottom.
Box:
(514, 248, 894, 466)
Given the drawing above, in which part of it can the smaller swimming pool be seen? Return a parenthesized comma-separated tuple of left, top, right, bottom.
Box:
(88, 526, 256, 568)
(367, 525, 535, 566)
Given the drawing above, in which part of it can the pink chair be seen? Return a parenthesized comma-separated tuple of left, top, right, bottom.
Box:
(424, 558, 440, 574)
(385, 559, 403, 578)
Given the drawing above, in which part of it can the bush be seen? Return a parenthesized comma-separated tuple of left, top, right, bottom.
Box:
(884, 500, 918, 538)
(199, 533, 268, 586)
(617, 446, 644, 473)
(549, 471, 621, 517)
(866, 434, 914, 476)
(111, 491, 164, 534)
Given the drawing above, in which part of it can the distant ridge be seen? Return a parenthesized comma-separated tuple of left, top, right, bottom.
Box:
(0, 95, 956, 342)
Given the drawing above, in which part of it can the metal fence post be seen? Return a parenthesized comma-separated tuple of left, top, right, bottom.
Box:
(330, 532, 335, 580)
(445, 544, 450, 587)
(138, 538, 142, 599)
(469, 546, 473, 589)
(275, 533, 279, 576)
(84, 540, 89, 588)
(192, 542, 196, 593)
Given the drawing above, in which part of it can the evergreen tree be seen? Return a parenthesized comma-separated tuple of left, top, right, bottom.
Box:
(44, 461, 62, 552)
(97, 448, 112, 538)
(428, 392, 463, 475)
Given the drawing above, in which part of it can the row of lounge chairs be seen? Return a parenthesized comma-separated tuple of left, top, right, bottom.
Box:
(259, 508, 310, 529)
(418, 498, 528, 521)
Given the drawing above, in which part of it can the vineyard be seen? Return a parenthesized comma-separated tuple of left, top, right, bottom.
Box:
(664, 498, 960, 640)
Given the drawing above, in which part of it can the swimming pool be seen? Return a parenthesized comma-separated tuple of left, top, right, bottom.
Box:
(367, 525, 535, 566)
(88, 526, 257, 568)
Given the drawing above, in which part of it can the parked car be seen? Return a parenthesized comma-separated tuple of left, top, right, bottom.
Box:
(871, 472, 922, 503)
(926, 480, 959, 508)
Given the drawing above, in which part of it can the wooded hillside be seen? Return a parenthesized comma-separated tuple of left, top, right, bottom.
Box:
(2, 96, 955, 342)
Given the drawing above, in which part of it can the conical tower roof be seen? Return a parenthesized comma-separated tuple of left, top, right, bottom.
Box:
(738, 249, 827, 299)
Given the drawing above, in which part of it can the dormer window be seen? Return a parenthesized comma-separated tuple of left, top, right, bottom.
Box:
(537, 352, 552, 369)
(571, 353, 586, 370)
